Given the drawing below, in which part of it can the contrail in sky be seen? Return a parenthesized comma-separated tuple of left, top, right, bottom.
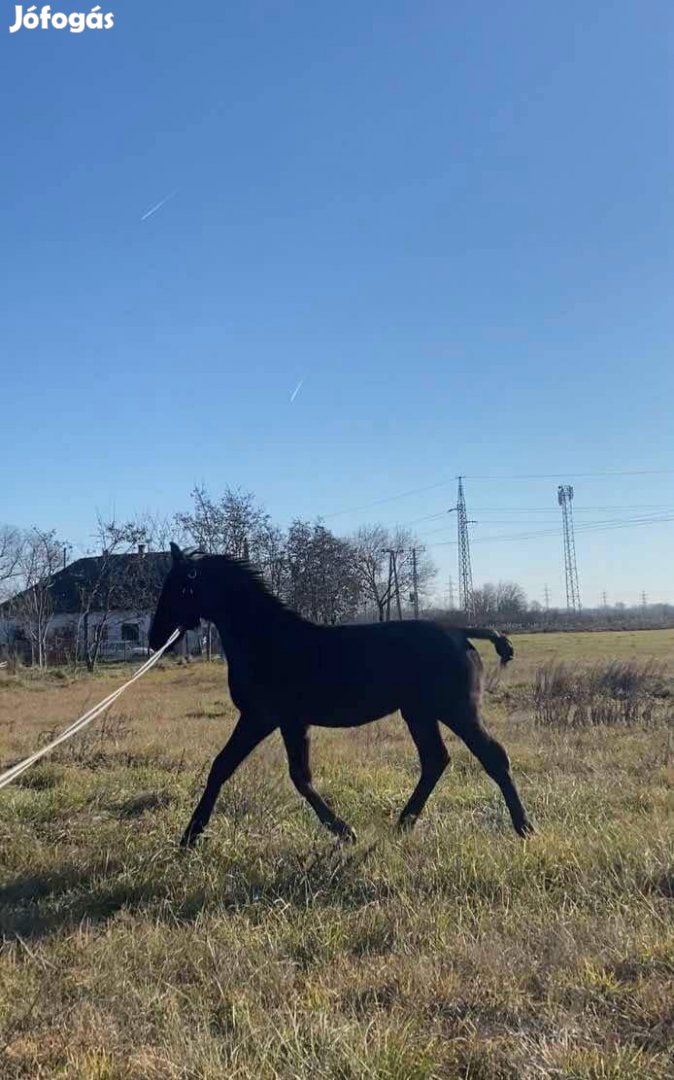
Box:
(141, 190, 178, 221)
(290, 378, 304, 403)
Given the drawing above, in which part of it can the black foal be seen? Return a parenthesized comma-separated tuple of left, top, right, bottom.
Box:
(149, 544, 534, 847)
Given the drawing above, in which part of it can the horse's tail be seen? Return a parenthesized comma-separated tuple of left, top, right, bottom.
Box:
(462, 628, 514, 666)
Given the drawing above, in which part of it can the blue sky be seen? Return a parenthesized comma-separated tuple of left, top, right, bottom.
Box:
(1, 0, 672, 605)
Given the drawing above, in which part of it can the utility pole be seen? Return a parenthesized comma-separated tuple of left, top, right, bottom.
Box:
(448, 576, 455, 610)
(392, 551, 403, 620)
(557, 485, 581, 612)
(544, 584, 550, 611)
(384, 549, 404, 621)
(601, 591, 608, 609)
(411, 548, 419, 618)
(641, 591, 648, 612)
(385, 551, 393, 622)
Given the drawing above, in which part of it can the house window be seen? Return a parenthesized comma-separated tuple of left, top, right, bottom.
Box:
(120, 622, 140, 643)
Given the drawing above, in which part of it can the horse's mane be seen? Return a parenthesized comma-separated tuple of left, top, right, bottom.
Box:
(192, 550, 292, 611)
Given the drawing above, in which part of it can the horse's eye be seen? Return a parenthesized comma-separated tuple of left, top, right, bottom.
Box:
(187, 569, 197, 580)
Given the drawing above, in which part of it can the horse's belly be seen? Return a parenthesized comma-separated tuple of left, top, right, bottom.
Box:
(310, 703, 399, 728)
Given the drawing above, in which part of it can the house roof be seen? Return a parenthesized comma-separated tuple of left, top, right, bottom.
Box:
(1, 551, 171, 615)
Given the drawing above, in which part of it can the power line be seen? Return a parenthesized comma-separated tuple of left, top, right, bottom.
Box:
(415, 508, 674, 537)
(392, 505, 673, 540)
(458, 504, 673, 514)
(465, 470, 674, 480)
(391, 504, 672, 534)
(321, 479, 456, 519)
(421, 508, 674, 539)
(319, 471, 674, 522)
(417, 511, 674, 549)
(397, 510, 454, 527)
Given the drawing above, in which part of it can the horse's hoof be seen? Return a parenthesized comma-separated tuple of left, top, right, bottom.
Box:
(333, 821, 357, 843)
(515, 817, 535, 838)
(396, 814, 417, 833)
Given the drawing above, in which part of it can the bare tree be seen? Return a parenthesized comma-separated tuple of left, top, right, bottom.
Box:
(349, 525, 390, 621)
(390, 530, 435, 615)
(10, 528, 65, 666)
(256, 519, 288, 595)
(175, 485, 274, 560)
(494, 582, 527, 621)
(134, 511, 174, 553)
(351, 525, 436, 621)
(0, 526, 24, 601)
(0, 526, 25, 658)
(284, 521, 361, 623)
(473, 581, 527, 625)
(74, 517, 166, 671)
(175, 486, 281, 658)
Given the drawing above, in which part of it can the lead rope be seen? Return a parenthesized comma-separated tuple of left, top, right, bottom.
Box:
(0, 628, 181, 791)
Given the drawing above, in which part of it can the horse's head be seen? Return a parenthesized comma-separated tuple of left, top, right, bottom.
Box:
(149, 543, 205, 652)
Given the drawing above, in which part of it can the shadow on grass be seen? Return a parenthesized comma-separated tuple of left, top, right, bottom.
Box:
(0, 840, 384, 941)
(643, 868, 674, 899)
(111, 791, 173, 818)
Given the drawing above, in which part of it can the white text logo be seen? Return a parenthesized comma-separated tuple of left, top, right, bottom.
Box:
(9, 5, 114, 33)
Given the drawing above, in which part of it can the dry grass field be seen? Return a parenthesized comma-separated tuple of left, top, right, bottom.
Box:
(1, 630, 673, 1078)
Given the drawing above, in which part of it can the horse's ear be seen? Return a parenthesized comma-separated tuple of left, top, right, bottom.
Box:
(170, 542, 184, 564)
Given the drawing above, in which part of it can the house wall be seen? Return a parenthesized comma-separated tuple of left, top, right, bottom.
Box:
(1, 611, 150, 643)
(0, 610, 204, 663)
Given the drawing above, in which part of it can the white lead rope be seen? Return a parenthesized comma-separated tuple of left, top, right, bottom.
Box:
(0, 628, 181, 792)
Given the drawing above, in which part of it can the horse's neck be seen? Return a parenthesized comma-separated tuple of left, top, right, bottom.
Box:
(209, 574, 300, 656)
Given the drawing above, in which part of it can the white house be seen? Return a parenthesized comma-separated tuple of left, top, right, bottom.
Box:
(0, 549, 203, 664)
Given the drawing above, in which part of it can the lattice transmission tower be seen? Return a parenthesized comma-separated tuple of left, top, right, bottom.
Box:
(557, 484, 581, 611)
(456, 477, 475, 619)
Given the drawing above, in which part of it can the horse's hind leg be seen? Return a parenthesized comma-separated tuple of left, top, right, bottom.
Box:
(397, 716, 450, 831)
(281, 725, 356, 841)
(444, 707, 533, 838)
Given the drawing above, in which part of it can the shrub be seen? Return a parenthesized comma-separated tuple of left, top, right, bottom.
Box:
(533, 660, 666, 728)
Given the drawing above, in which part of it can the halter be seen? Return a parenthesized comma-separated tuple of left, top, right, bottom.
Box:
(181, 567, 198, 599)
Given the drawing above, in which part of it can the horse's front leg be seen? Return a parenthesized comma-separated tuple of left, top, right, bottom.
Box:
(181, 714, 275, 847)
(281, 724, 356, 841)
